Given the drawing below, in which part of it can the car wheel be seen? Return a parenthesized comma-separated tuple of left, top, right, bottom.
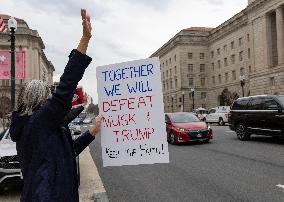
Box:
(218, 118, 225, 126)
(203, 139, 210, 143)
(169, 132, 175, 145)
(236, 123, 250, 141)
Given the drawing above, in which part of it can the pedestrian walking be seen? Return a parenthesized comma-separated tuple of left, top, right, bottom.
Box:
(10, 9, 100, 202)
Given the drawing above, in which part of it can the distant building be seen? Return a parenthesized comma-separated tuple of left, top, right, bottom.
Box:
(151, 0, 284, 112)
(0, 14, 54, 108)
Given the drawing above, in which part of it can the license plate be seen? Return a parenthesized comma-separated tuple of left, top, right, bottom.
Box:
(197, 134, 202, 138)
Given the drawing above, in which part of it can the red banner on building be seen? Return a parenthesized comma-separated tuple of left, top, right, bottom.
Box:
(0, 50, 26, 79)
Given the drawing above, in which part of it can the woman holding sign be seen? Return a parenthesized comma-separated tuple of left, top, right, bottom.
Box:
(10, 9, 100, 202)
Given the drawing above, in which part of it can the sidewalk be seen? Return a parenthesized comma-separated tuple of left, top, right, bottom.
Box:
(79, 148, 109, 202)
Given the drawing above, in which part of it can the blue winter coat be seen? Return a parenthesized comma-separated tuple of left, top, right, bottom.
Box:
(10, 50, 95, 202)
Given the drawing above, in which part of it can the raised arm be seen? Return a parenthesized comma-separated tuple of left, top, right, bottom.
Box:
(37, 9, 93, 127)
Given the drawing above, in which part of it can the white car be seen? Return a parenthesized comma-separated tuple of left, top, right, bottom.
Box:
(205, 106, 230, 125)
(0, 129, 22, 192)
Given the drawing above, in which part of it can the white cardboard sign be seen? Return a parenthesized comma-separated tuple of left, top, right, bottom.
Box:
(96, 57, 169, 167)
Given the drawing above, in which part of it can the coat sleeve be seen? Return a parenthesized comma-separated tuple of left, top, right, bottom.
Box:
(73, 131, 95, 156)
(36, 50, 92, 128)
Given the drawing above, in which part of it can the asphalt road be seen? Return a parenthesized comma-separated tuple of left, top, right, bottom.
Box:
(89, 125, 284, 202)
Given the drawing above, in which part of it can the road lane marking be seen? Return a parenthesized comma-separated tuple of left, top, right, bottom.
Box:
(83, 126, 88, 128)
(276, 184, 284, 189)
(226, 131, 235, 133)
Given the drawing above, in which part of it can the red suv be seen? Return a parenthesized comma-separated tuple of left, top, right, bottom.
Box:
(165, 112, 213, 144)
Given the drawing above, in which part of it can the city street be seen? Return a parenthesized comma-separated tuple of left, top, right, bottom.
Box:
(89, 125, 284, 202)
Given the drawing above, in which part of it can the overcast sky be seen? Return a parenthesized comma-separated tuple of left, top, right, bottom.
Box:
(0, 0, 247, 103)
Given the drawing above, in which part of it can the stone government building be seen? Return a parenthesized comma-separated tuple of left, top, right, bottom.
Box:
(0, 14, 54, 109)
(151, 0, 284, 113)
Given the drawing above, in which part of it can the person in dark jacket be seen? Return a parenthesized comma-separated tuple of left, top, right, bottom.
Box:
(10, 9, 100, 202)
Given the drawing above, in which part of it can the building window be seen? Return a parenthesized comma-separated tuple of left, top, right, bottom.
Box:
(189, 78, 194, 86)
(239, 51, 243, 61)
(231, 41, 234, 49)
(232, 70, 236, 80)
(270, 77, 275, 86)
(201, 78, 205, 87)
(188, 64, 193, 72)
(225, 72, 228, 82)
(201, 92, 207, 99)
(218, 60, 221, 68)
(240, 67, 245, 76)
(188, 52, 193, 59)
(166, 60, 168, 66)
(211, 51, 214, 58)
(249, 65, 252, 73)
(170, 79, 173, 89)
(223, 45, 227, 52)
(162, 72, 165, 79)
(163, 82, 165, 90)
(212, 76, 215, 84)
(200, 64, 205, 72)
(169, 58, 171, 64)
(217, 48, 220, 55)
(248, 48, 251, 59)
(224, 58, 228, 66)
(174, 66, 177, 74)
(231, 54, 235, 64)
(247, 34, 250, 42)
(239, 37, 243, 46)
(175, 79, 178, 88)
(211, 63, 215, 71)
(170, 69, 172, 77)
(174, 55, 176, 61)
(162, 63, 164, 68)
(166, 81, 169, 90)
(200, 53, 205, 59)
(166, 70, 168, 77)
(218, 74, 222, 84)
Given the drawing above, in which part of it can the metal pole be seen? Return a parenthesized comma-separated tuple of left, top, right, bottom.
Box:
(241, 83, 244, 97)
(192, 91, 195, 110)
(182, 94, 185, 112)
(10, 27, 16, 110)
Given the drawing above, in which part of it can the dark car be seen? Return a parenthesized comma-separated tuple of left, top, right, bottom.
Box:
(228, 95, 284, 141)
(165, 112, 213, 144)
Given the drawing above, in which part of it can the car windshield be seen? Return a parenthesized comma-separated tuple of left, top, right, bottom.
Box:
(277, 96, 284, 106)
(170, 114, 200, 123)
(0, 129, 7, 140)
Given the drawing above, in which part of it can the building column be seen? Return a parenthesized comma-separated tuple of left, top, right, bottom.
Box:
(276, 7, 284, 64)
(264, 14, 273, 67)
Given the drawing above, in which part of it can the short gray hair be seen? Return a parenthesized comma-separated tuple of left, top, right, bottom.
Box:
(16, 80, 51, 115)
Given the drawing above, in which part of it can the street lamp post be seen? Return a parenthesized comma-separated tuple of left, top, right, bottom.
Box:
(182, 92, 185, 112)
(191, 88, 195, 111)
(171, 95, 174, 113)
(8, 17, 17, 110)
(240, 75, 245, 97)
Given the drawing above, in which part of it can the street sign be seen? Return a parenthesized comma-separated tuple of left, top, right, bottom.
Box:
(97, 57, 169, 167)
(0, 50, 25, 79)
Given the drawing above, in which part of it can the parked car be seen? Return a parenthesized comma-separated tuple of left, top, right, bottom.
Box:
(229, 95, 284, 141)
(71, 117, 84, 125)
(83, 117, 92, 124)
(165, 112, 213, 144)
(193, 107, 208, 121)
(0, 129, 22, 193)
(205, 106, 230, 125)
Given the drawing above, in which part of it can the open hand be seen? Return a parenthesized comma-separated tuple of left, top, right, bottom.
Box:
(81, 9, 92, 39)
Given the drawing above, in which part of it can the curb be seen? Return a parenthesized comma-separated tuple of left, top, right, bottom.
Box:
(79, 148, 109, 202)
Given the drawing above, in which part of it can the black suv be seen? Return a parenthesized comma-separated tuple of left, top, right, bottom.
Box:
(229, 95, 284, 141)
